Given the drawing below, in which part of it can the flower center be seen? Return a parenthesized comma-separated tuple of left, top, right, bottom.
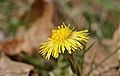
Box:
(51, 26, 72, 42)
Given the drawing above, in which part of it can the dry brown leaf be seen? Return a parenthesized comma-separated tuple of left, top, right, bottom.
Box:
(0, 39, 23, 55)
(0, 53, 33, 76)
(116, 69, 120, 76)
(0, 0, 54, 55)
(16, 0, 54, 54)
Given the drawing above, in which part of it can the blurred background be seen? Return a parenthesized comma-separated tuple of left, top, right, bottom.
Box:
(0, 0, 120, 76)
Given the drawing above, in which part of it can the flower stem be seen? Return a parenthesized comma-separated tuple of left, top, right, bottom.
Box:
(75, 63, 81, 76)
(63, 52, 81, 76)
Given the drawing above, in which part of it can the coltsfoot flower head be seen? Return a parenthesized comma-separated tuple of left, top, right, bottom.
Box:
(39, 23, 89, 60)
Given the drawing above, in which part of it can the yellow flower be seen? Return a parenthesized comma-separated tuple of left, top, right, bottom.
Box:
(39, 23, 89, 60)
